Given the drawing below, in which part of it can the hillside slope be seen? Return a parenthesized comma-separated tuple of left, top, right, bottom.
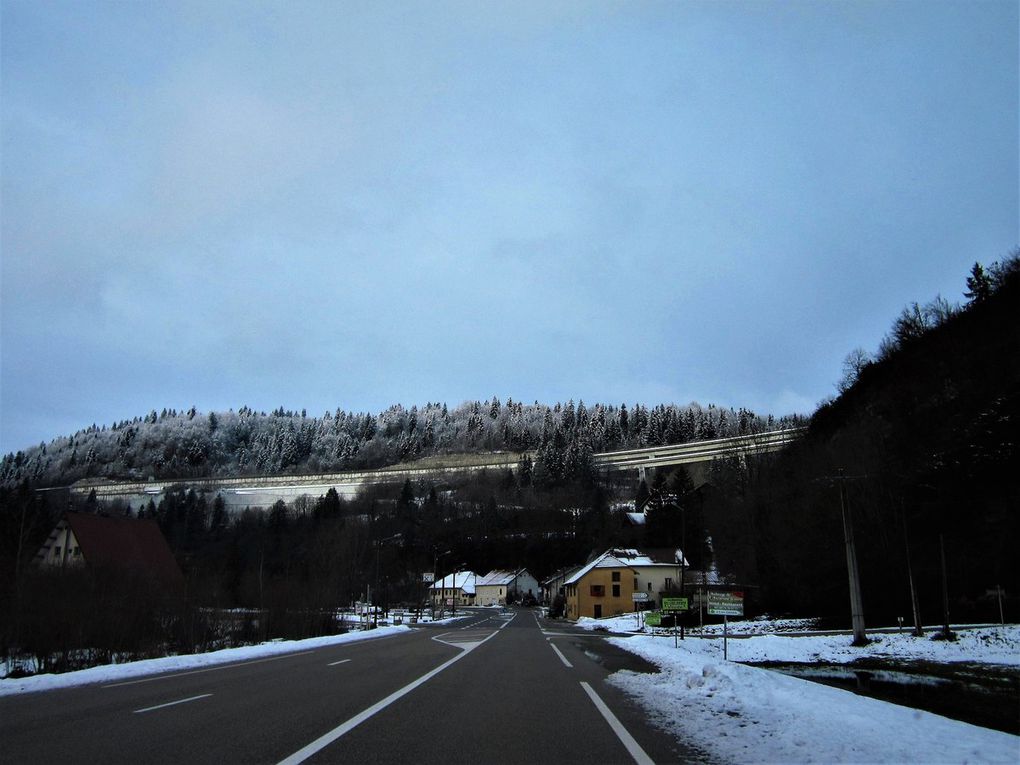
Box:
(705, 254, 1019, 623)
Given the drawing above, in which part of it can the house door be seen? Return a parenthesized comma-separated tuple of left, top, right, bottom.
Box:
(593, 604, 602, 618)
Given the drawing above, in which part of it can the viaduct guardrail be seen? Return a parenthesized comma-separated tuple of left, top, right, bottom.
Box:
(64, 427, 806, 502)
(593, 427, 806, 473)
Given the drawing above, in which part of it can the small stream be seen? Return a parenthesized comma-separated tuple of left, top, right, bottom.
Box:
(753, 659, 1020, 735)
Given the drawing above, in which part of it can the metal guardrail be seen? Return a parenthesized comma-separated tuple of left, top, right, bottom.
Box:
(67, 428, 806, 498)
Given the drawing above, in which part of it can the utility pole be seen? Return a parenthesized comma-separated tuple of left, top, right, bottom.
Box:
(938, 533, 956, 640)
(838, 469, 868, 646)
(433, 548, 451, 620)
(680, 502, 686, 640)
(901, 504, 923, 637)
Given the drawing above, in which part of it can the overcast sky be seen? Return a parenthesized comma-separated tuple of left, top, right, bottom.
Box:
(1, 1, 1017, 454)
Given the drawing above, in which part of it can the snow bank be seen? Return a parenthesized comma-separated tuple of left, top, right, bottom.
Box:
(0, 625, 410, 697)
(608, 634, 1020, 764)
(577, 613, 1020, 666)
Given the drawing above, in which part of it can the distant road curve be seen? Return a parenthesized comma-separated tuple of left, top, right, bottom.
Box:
(59, 427, 806, 503)
(594, 427, 806, 470)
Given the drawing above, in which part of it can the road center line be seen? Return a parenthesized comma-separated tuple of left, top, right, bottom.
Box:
(104, 651, 317, 688)
(132, 693, 212, 714)
(580, 682, 654, 765)
(277, 630, 499, 765)
(327, 659, 351, 667)
(550, 643, 573, 668)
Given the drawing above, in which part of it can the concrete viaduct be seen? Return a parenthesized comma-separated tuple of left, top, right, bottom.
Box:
(64, 427, 805, 510)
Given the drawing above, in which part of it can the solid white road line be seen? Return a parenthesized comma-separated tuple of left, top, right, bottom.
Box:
(499, 613, 516, 629)
(132, 693, 212, 714)
(105, 651, 317, 688)
(327, 659, 351, 667)
(550, 643, 573, 668)
(276, 631, 500, 765)
(579, 682, 654, 765)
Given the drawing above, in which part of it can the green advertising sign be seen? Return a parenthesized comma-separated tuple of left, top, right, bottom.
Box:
(661, 597, 689, 611)
(644, 612, 662, 627)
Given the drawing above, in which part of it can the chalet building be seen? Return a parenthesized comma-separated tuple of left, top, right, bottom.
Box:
(429, 571, 476, 608)
(475, 569, 540, 606)
(542, 565, 583, 605)
(34, 512, 184, 587)
(563, 548, 689, 620)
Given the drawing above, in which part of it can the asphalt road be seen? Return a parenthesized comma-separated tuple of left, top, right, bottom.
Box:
(1, 608, 706, 764)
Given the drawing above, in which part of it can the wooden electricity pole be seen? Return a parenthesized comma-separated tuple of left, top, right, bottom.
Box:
(839, 469, 868, 646)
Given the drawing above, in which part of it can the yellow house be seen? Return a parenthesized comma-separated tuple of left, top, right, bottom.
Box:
(558, 554, 636, 620)
(563, 548, 687, 620)
(429, 571, 476, 608)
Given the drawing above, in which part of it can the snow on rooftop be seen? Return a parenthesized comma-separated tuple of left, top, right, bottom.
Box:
(477, 570, 518, 586)
(565, 548, 688, 585)
(429, 570, 476, 594)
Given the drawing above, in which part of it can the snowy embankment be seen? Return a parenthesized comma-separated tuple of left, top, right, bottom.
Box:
(582, 614, 1020, 764)
(0, 625, 410, 697)
(578, 614, 1020, 666)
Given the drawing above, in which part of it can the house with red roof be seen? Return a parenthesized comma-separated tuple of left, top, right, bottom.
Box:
(34, 512, 184, 587)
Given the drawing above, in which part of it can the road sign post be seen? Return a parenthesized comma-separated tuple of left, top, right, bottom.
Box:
(632, 591, 649, 628)
(662, 597, 689, 647)
(707, 591, 744, 660)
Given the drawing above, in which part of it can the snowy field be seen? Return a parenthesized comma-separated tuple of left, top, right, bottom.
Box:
(577, 614, 1019, 763)
(577, 614, 1020, 666)
(0, 625, 411, 697)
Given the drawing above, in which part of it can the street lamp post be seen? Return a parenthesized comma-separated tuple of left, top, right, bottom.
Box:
(374, 534, 401, 628)
(433, 548, 451, 619)
(680, 502, 686, 640)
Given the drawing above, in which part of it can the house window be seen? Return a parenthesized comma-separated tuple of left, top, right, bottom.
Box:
(612, 584, 621, 597)
(590, 585, 605, 597)
(54, 546, 61, 556)
(665, 577, 673, 590)
(634, 578, 638, 589)
(611, 571, 621, 582)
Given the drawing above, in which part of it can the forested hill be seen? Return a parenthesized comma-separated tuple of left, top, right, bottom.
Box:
(703, 252, 1019, 622)
(1, 397, 802, 489)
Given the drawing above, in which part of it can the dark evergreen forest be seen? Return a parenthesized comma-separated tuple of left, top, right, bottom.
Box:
(1, 396, 794, 489)
(700, 253, 1019, 627)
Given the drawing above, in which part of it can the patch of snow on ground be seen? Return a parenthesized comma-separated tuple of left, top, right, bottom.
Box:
(576, 614, 1020, 666)
(607, 634, 1020, 764)
(0, 625, 410, 697)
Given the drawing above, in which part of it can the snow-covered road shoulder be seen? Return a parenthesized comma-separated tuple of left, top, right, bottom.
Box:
(0, 626, 410, 697)
(606, 634, 1020, 764)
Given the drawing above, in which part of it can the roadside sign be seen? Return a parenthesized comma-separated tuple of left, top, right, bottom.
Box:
(423, 572, 435, 583)
(662, 597, 689, 612)
(632, 592, 650, 602)
(644, 612, 662, 627)
(708, 591, 744, 617)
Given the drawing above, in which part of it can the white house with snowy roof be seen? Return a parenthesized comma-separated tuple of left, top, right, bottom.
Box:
(563, 547, 689, 620)
(474, 569, 540, 606)
(429, 570, 476, 608)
